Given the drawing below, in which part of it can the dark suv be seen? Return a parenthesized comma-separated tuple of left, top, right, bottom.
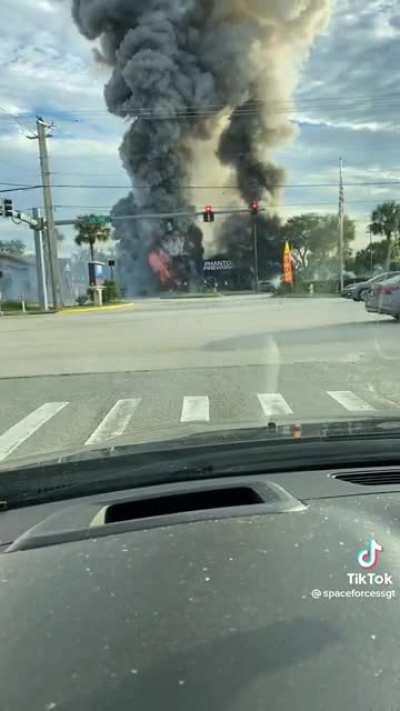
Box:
(342, 272, 400, 302)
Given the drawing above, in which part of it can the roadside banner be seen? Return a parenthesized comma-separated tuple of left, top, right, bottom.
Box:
(282, 241, 294, 286)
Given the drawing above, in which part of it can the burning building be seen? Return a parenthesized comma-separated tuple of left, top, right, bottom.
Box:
(71, 0, 331, 295)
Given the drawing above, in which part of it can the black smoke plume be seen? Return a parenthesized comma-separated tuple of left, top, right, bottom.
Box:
(71, 0, 331, 294)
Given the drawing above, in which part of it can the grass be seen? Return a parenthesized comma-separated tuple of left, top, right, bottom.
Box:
(0, 300, 53, 315)
(0, 299, 130, 316)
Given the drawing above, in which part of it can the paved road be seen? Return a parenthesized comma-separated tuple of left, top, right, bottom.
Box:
(1, 295, 399, 465)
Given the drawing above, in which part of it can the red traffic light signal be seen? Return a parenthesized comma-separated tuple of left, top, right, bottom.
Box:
(250, 200, 260, 215)
(203, 205, 215, 223)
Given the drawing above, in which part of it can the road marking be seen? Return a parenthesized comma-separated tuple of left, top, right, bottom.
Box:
(257, 393, 294, 417)
(327, 391, 376, 412)
(86, 399, 142, 446)
(0, 402, 69, 462)
(181, 396, 210, 423)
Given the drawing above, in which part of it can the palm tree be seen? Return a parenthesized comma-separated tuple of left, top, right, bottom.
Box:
(370, 201, 400, 269)
(74, 216, 110, 262)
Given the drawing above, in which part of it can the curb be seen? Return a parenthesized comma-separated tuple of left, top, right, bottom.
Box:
(58, 303, 135, 315)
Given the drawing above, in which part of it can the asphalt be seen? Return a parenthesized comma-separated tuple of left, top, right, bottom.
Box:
(0, 294, 400, 465)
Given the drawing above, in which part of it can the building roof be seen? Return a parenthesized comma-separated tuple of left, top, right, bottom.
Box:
(0, 252, 32, 266)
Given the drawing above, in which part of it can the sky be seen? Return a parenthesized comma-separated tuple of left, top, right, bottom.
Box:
(1, 0, 400, 255)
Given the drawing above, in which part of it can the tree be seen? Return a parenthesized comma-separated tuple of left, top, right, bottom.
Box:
(283, 213, 355, 277)
(354, 238, 400, 276)
(0, 239, 26, 255)
(370, 201, 400, 269)
(282, 214, 321, 272)
(216, 213, 282, 282)
(74, 216, 110, 262)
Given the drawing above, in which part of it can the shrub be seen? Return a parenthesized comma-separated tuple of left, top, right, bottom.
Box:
(102, 280, 120, 303)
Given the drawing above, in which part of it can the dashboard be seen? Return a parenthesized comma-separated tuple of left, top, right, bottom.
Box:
(1, 467, 399, 710)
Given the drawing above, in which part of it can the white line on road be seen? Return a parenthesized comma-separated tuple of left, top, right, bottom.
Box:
(86, 399, 142, 446)
(181, 396, 210, 423)
(257, 393, 294, 417)
(0, 402, 69, 462)
(327, 391, 376, 413)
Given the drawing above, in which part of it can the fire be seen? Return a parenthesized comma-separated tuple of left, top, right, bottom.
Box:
(148, 249, 173, 285)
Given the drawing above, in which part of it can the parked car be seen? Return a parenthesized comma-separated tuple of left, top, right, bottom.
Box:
(258, 275, 282, 293)
(342, 271, 400, 301)
(365, 274, 400, 320)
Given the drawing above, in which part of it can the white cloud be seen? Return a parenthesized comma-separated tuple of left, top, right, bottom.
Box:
(1, 0, 400, 259)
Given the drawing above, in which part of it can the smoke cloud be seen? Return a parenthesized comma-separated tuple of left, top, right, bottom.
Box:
(71, 0, 330, 294)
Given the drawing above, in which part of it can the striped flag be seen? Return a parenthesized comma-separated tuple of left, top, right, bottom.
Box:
(282, 241, 294, 285)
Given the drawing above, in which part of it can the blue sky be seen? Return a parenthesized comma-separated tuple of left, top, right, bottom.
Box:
(1, 0, 400, 254)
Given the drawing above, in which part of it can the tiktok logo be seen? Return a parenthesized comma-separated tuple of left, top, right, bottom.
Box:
(357, 539, 384, 569)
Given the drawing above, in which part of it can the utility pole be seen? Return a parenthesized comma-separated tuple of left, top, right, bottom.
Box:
(338, 157, 345, 293)
(253, 217, 259, 293)
(32, 208, 49, 311)
(249, 201, 261, 293)
(28, 117, 62, 308)
(368, 225, 373, 275)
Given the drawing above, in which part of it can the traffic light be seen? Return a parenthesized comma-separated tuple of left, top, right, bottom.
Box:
(203, 205, 215, 223)
(250, 200, 260, 215)
(3, 199, 13, 218)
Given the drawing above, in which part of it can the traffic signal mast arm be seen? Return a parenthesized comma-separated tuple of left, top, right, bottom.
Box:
(53, 206, 267, 227)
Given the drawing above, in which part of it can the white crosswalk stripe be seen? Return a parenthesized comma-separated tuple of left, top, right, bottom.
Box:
(257, 393, 294, 417)
(0, 388, 387, 464)
(181, 396, 210, 423)
(0, 402, 69, 463)
(326, 391, 376, 413)
(85, 399, 142, 446)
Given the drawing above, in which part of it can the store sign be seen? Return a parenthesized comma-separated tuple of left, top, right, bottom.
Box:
(204, 260, 234, 272)
(88, 261, 105, 286)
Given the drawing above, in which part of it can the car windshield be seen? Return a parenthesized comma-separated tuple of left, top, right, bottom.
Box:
(376, 275, 400, 286)
(371, 272, 399, 283)
(370, 274, 390, 283)
(2, 0, 400, 472)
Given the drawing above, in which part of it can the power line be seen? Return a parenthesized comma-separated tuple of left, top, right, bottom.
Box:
(22, 91, 400, 113)
(49, 199, 400, 211)
(2, 179, 400, 192)
(0, 185, 43, 193)
(4, 91, 400, 124)
(3, 180, 400, 195)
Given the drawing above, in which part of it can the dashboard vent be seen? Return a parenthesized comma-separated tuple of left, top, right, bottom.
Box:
(104, 486, 265, 524)
(335, 470, 400, 486)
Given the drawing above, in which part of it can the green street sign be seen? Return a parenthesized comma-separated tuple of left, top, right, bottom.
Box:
(79, 214, 109, 226)
(78, 214, 112, 226)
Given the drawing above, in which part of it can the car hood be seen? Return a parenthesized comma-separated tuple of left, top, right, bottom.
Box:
(344, 281, 367, 291)
(2, 415, 400, 473)
(1, 488, 400, 710)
